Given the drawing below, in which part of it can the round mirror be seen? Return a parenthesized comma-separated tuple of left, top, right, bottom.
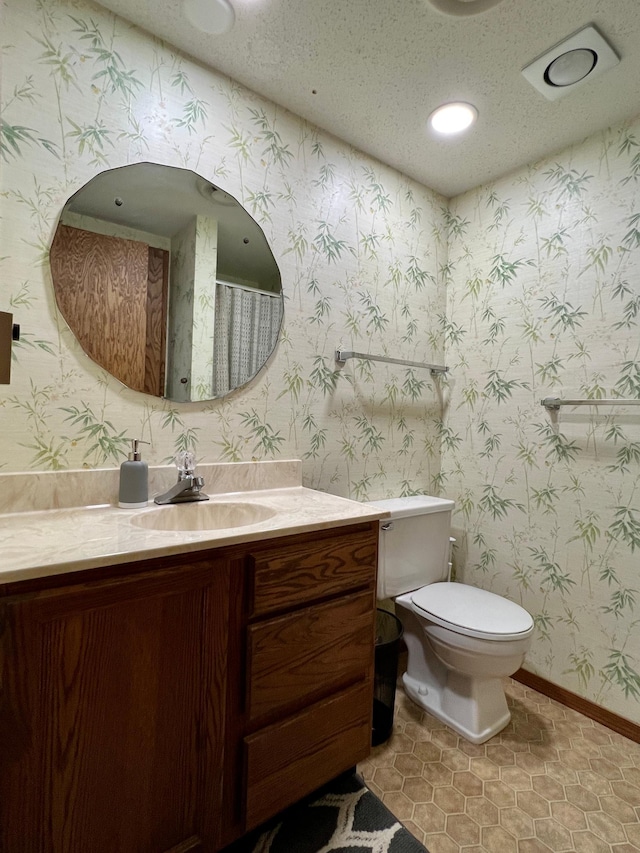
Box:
(49, 163, 283, 402)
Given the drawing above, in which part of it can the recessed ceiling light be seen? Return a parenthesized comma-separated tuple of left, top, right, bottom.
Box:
(425, 0, 505, 16)
(428, 102, 478, 135)
(183, 0, 235, 34)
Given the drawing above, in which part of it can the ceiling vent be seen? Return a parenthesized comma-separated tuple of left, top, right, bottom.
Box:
(522, 24, 620, 101)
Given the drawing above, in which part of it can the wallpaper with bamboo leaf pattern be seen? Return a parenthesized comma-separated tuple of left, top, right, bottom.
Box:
(443, 123, 640, 724)
(1, 0, 447, 498)
(3, 0, 640, 726)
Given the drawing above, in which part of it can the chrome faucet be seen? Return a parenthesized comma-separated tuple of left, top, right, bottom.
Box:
(154, 452, 209, 504)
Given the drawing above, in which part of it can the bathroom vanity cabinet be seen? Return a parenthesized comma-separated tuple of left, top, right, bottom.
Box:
(0, 522, 378, 853)
(226, 524, 377, 840)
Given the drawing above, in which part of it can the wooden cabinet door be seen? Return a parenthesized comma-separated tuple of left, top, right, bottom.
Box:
(50, 225, 168, 396)
(0, 560, 229, 853)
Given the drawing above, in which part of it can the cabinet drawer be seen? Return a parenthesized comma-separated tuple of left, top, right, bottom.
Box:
(247, 527, 376, 618)
(244, 680, 372, 830)
(246, 589, 375, 723)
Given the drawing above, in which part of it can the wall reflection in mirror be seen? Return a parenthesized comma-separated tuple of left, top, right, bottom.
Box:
(49, 163, 283, 402)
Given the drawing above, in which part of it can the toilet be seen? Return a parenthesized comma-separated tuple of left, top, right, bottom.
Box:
(368, 495, 534, 744)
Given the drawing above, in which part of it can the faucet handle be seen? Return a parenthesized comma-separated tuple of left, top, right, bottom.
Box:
(175, 451, 196, 478)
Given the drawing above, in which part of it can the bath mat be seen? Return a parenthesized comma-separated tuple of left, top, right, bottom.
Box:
(224, 771, 428, 853)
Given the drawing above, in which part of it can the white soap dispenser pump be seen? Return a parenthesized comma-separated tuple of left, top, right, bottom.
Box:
(118, 439, 149, 508)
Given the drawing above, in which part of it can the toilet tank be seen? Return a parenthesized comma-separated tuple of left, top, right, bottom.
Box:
(367, 495, 455, 599)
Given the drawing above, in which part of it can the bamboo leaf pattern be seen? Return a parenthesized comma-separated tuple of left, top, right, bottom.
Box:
(403, 370, 428, 401)
(34, 35, 81, 89)
(313, 221, 351, 263)
(614, 362, 640, 398)
(1, 121, 37, 160)
(535, 422, 581, 463)
(283, 225, 308, 260)
(358, 292, 389, 332)
(3, 0, 640, 728)
(540, 228, 571, 258)
(171, 70, 193, 94)
(240, 409, 284, 456)
(584, 242, 612, 274)
(565, 651, 595, 690)
(488, 254, 534, 287)
(407, 257, 435, 290)
(442, 208, 469, 237)
(609, 506, 640, 552)
(479, 484, 524, 519)
(246, 188, 275, 220)
(301, 413, 327, 459)
(535, 356, 564, 384)
(529, 547, 576, 593)
(61, 404, 130, 463)
(569, 513, 600, 549)
(472, 548, 497, 574)
(67, 118, 113, 157)
(309, 357, 340, 395)
(539, 295, 587, 330)
(484, 370, 528, 403)
(439, 313, 467, 345)
(23, 437, 69, 470)
(602, 588, 637, 618)
(172, 429, 201, 457)
(12, 334, 56, 357)
(363, 167, 392, 211)
(308, 296, 332, 324)
(174, 99, 209, 133)
(479, 432, 501, 458)
(613, 295, 640, 329)
(622, 213, 640, 247)
(354, 415, 385, 451)
(602, 650, 640, 699)
(0, 120, 58, 161)
(313, 163, 336, 188)
(248, 108, 293, 165)
(607, 442, 640, 473)
(225, 125, 252, 161)
(544, 163, 593, 198)
(531, 486, 559, 514)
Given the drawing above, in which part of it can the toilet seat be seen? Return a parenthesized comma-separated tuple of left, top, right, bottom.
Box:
(410, 582, 534, 641)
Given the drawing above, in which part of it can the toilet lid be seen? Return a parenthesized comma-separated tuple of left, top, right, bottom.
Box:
(411, 582, 534, 641)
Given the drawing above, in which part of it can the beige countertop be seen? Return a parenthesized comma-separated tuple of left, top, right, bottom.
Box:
(0, 461, 388, 585)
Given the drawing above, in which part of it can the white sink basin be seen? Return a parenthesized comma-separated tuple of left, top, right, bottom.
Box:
(131, 501, 276, 532)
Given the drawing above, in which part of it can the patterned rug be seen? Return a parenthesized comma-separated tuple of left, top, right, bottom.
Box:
(224, 772, 428, 853)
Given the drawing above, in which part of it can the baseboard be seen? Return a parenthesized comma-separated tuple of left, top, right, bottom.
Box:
(513, 668, 640, 744)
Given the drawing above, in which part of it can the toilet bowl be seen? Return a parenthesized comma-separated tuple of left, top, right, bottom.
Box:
(368, 496, 534, 744)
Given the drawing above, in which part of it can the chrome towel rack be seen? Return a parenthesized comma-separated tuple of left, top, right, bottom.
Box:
(541, 397, 640, 410)
(335, 349, 448, 375)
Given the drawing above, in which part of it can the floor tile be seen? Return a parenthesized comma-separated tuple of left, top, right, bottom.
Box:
(359, 677, 640, 853)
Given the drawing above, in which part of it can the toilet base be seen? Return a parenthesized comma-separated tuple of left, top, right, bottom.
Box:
(402, 671, 511, 744)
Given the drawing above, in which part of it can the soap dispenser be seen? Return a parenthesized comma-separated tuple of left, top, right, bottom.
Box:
(118, 439, 149, 508)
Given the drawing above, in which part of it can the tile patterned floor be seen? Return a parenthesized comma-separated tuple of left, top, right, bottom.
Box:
(359, 677, 640, 852)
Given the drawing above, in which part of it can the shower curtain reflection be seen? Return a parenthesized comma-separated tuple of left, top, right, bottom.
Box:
(212, 282, 282, 397)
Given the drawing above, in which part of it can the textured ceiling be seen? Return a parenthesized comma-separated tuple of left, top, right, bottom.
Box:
(92, 0, 640, 198)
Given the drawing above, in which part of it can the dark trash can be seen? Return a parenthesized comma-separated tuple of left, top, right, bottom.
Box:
(372, 608, 403, 746)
